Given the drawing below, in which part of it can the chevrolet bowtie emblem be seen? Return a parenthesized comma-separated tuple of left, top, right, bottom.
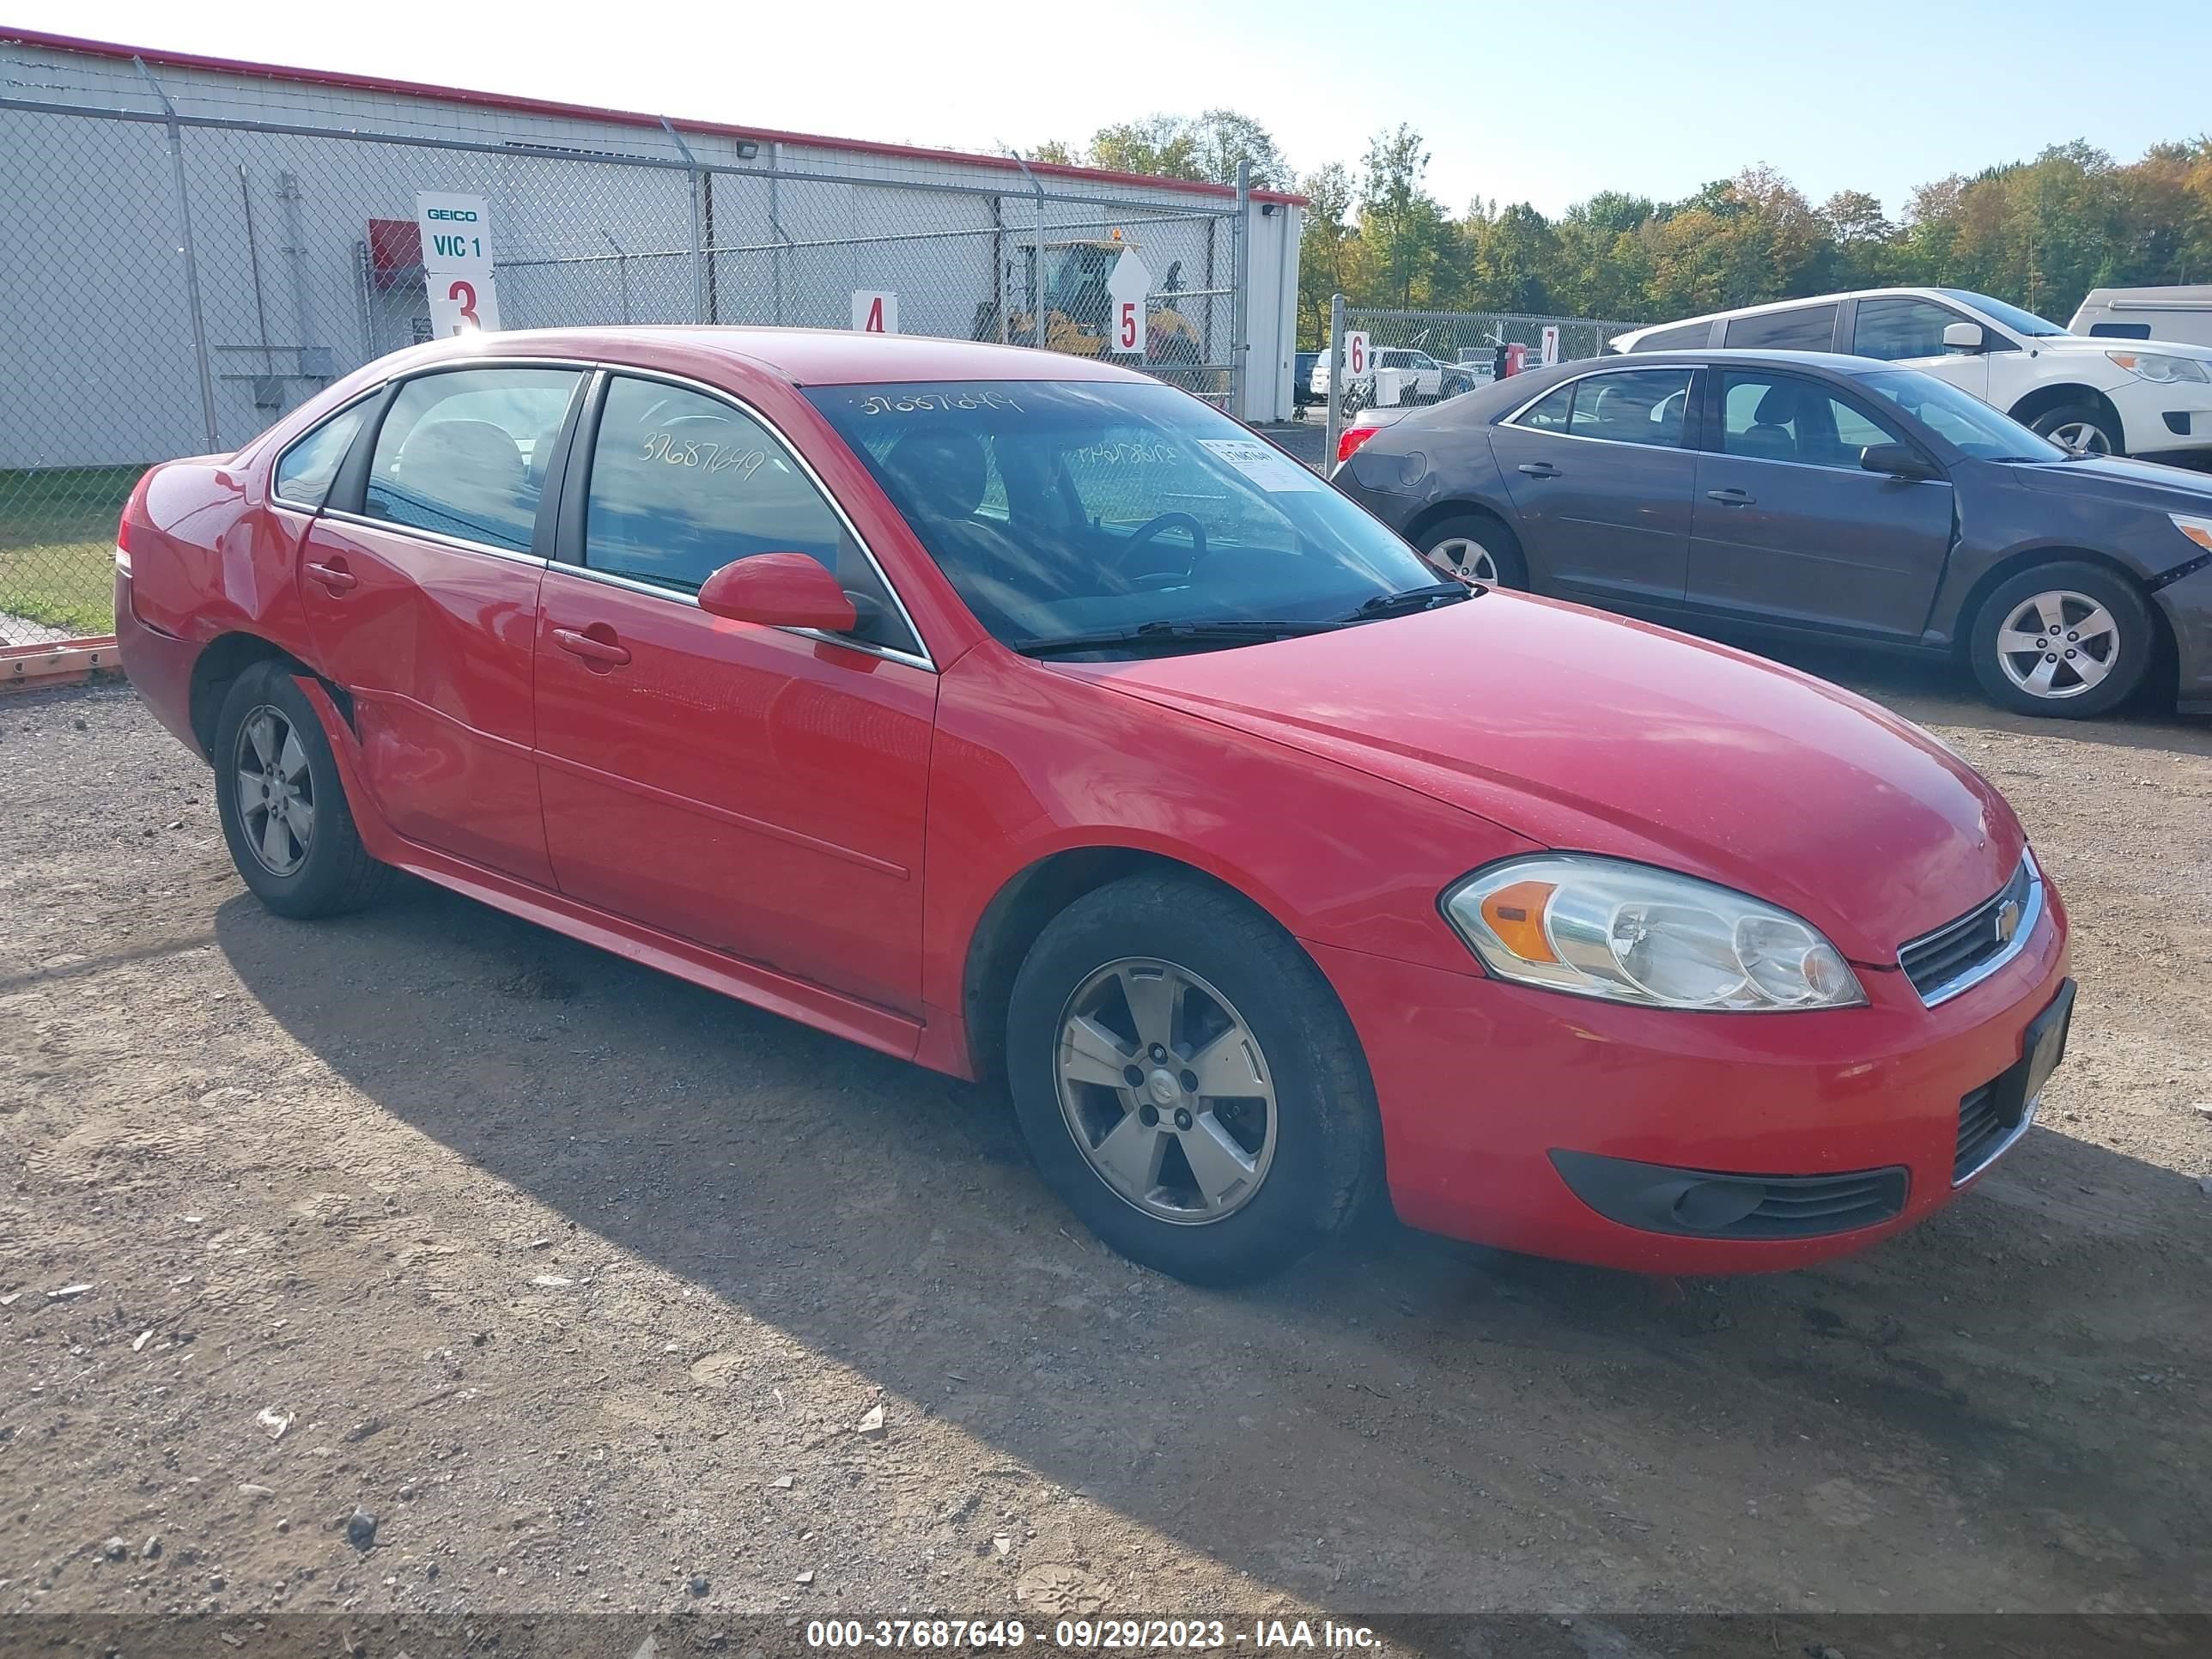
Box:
(1994, 898, 2023, 945)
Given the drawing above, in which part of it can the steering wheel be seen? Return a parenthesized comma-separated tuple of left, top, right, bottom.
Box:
(1121, 511, 1208, 570)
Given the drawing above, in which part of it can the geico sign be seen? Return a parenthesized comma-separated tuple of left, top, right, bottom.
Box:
(426, 209, 479, 222)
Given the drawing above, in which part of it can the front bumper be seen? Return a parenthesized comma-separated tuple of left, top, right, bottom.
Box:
(2111, 381, 2212, 456)
(1308, 885, 2070, 1274)
(2151, 556, 2212, 715)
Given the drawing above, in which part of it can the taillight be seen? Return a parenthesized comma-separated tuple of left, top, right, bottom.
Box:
(115, 465, 155, 571)
(1335, 424, 1382, 465)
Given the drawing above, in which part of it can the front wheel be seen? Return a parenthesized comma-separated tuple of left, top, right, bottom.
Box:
(1967, 561, 2154, 718)
(2025, 403, 2122, 457)
(1006, 874, 1379, 1285)
(213, 659, 391, 917)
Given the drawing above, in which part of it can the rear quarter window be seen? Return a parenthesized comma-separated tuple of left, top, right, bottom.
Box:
(273, 400, 372, 508)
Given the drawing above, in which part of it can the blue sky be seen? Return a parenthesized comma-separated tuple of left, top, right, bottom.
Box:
(38, 0, 2212, 218)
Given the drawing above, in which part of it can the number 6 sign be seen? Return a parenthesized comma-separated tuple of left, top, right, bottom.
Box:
(1343, 330, 1371, 380)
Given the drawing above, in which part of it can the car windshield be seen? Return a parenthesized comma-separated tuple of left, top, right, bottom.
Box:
(1858, 371, 2067, 462)
(1936, 289, 2069, 338)
(807, 380, 1437, 652)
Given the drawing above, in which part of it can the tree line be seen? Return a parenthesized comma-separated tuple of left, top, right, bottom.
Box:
(1031, 112, 2212, 346)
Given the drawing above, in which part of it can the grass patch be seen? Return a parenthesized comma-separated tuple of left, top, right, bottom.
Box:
(0, 465, 145, 638)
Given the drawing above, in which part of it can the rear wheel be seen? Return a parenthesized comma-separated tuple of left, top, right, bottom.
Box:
(1006, 874, 1379, 1285)
(1419, 512, 1528, 590)
(1968, 561, 2154, 718)
(213, 660, 391, 917)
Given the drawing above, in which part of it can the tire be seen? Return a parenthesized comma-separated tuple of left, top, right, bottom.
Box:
(1418, 511, 1528, 590)
(1967, 560, 2154, 718)
(212, 659, 391, 918)
(1005, 873, 1380, 1286)
(2024, 403, 2122, 458)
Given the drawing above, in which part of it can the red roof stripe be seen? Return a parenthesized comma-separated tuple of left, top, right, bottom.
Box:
(1, 27, 1307, 207)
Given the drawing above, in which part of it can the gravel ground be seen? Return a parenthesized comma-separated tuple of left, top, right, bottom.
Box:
(2, 652, 2209, 1632)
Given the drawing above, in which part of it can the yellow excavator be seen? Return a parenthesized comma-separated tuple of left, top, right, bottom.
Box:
(974, 237, 1205, 369)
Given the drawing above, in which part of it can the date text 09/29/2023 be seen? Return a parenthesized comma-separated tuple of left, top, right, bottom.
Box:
(804, 1619, 1381, 1650)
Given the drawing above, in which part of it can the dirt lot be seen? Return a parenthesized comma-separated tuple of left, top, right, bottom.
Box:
(3, 651, 2209, 1638)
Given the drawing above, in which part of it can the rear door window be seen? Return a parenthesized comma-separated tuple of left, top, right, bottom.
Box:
(1723, 304, 1838, 352)
(1565, 369, 1695, 448)
(363, 368, 581, 551)
(1628, 320, 1715, 351)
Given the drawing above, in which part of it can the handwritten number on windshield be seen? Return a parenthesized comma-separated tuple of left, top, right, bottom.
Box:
(858, 391, 1023, 416)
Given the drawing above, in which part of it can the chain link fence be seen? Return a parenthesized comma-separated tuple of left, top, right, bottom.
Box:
(1316, 301, 1640, 463)
(0, 49, 1246, 648)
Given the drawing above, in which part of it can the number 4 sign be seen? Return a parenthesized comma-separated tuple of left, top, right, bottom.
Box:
(1105, 247, 1151, 356)
(852, 291, 900, 334)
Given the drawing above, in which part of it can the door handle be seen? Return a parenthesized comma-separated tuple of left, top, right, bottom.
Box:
(305, 558, 356, 592)
(1705, 488, 1756, 506)
(552, 626, 632, 668)
(1517, 461, 1561, 478)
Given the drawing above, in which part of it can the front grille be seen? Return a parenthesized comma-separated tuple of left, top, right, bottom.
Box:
(1954, 1082, 2025, 1184)
(1899, 856, 2036, 1005)
(1722, 1170, 1910, 1240)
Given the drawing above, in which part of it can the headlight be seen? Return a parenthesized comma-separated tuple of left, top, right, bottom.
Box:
(2173, 514, 2212, 555)
(2106, 350, 2211, 385)
(1443, 855, 1866, 1012)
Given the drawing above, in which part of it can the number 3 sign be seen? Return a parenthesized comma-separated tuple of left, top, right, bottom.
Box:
(428, 276, 501, 337)
(416, 191, 501, 336)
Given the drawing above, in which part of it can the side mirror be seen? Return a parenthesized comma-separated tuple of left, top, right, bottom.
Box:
(1942, 321, 1985, 353)
(1860, 442, 1939, 481)
(696, 552, 858, 633)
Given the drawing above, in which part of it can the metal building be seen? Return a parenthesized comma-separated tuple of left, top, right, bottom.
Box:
(0, 27, 1307, 476)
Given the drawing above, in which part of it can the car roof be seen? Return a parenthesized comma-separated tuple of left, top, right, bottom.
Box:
(398, 325, 1152, 387)
(1370, 349, 1890, 428)
(1613, 287, 1952, 342)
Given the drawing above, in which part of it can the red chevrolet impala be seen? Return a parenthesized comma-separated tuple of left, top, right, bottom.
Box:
(114, 329, 2071, 1284)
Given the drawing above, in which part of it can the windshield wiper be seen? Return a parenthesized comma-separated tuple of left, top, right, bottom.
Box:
(1336, 580, 1477, 622)
(1012, 618, 1352, 658)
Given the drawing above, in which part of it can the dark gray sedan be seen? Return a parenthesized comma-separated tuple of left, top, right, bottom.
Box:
(1332, 349, 2212, 718)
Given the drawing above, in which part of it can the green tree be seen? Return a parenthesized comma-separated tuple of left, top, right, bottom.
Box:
(1357, 125, 1449, 308)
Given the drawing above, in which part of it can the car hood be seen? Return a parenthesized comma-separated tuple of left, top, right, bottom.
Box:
(2040, 332, 2212, 362)
(2007, 453, 2212, 523)
(1066, 594, 2024, 965)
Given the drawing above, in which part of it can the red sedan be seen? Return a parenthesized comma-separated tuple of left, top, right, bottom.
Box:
(115, 329, 2072, 1284)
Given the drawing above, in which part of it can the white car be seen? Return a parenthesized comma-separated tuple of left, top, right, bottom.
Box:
(1612, 287, 2212, 460)
(1311, 348, 1470, 405)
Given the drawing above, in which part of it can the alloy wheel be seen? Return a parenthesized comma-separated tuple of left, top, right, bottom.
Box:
(2047, 421, 2112, 456)
(1993, 590, 2120, 701)
(1054, 957, 1278, 1225)
(1429, 535, 1500, 586)
(233, 704, 316, 876)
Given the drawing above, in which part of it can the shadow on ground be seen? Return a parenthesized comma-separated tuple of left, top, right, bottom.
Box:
(213, 832, 2212, 1610)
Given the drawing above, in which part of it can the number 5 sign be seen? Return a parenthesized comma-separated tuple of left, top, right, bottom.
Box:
(1105, 246, 1152, 356)
(1343, 330, 1371, 381)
